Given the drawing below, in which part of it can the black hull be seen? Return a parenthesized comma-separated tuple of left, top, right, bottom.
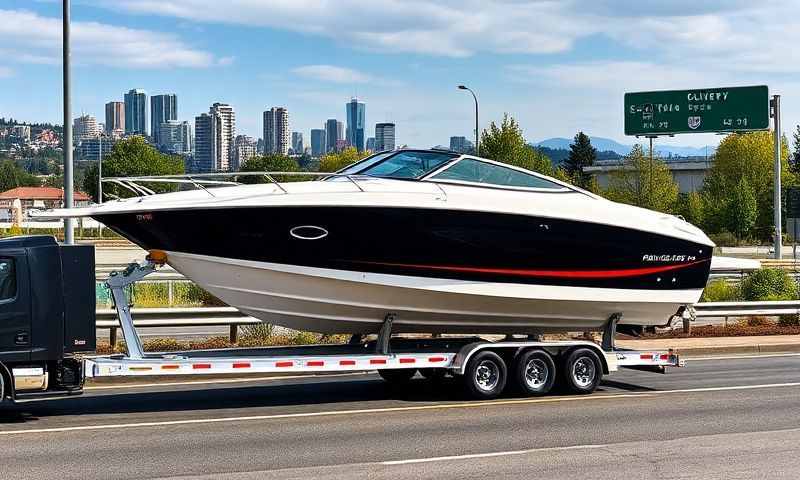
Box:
(96, 206, 712, 290)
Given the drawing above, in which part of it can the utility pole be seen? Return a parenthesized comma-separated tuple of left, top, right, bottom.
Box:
(62, 0, 74, 244)
(772, 95, 782, 259)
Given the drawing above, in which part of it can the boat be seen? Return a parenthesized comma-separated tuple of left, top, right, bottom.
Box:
(35, 149, 714, 334)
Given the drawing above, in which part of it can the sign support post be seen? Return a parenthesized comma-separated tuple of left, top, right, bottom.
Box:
(771, 95, 782, 259)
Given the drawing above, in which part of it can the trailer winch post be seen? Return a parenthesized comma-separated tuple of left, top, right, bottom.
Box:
(106, 260, 159, 359)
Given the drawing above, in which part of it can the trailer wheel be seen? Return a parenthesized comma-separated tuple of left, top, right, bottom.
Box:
(463, 351, 507, 400)
(513, 350, 555, 396)
(378, 368, 417, 384)
(562, 348, 602, 394)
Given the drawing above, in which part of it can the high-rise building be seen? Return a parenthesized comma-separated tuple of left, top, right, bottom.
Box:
(104, 101, 124, 134)
(234, 135, 257, 169)
(124, 89, 148, 135)
(194, 103, 236, 172)
(366, 137, 375, 152)
(324, 119, 343, 153)
(159, 120, 192, 155)
(262, 107, 289, 155)
(345, 98, 366, 152)
(193, 113, 213, 173)
(151, 94, 177, 143)
(375, 122, 396, 152)
(73, 114, 100, 140)
(310, 129, 326, 157)
(449, 136, 472, 153)
(291, 132, 304, 154)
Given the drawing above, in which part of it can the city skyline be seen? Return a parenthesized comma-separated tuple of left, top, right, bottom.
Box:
(7, 2, 799, 149)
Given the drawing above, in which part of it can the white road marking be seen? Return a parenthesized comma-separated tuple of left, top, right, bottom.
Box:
(689, 352, 800, 361)
(0, 393, 646, 436)
(4, 381, 800, 437)
(85, 372, 369, 390)
(381, 443, 611, 465)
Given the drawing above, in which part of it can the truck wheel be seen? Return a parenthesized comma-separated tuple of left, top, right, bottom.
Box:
(378, 368, 417, 384)
(463, 351, 507, 400)
(513, 350, 555, 396)
(562, 348, 602, 394)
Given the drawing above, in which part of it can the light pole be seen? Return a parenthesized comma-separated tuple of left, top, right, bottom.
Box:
(458, 85, 479, 155)
(62, 0, 74, 244)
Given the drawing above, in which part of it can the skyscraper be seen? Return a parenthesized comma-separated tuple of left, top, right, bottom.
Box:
(324, 119, 343, 153)
(291, 132, 304, 154)
(104, 101, 124, 134)
(375, 123, 395, 151)
(310, 129, 326, 157)
(194, 103, 236, 172)
(263, 107, 290, 155)
(124, 89, 147, 135)
(366, 137, 375, 152)
(151, 94, 177, 143)
(449, 136, 472, 153)
(193, 114, 213, 173)
(159, 120, 192, 155)
(346, 98, 366, 152)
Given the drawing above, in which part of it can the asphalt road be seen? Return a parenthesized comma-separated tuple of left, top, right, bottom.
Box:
(2, 354, 800, 479)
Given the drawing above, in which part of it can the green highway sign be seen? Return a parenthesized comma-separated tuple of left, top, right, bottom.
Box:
(624, 85, 769, 136)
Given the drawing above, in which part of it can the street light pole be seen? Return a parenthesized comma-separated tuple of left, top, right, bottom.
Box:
(458, 85, 479, 155)
(62, 0, 74, 244)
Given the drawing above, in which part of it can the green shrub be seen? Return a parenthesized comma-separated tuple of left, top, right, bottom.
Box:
(700, 279, 741, 302)
(738, 316, 773, 327)
(143, 338, 183, 352)
(740, 268, 798, 301)
(239, 323, 274, 344)
(709, 231, 738, 247)
(778, 315, 800, 327)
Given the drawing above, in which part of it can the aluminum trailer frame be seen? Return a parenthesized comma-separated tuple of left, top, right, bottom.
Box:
(83, 257, 683, 397)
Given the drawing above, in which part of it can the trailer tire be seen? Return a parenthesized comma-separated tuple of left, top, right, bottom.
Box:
(378, 368, 417, 384)
(513, 350, 555, 396)
(463, 351, 507, 400)
(562, 348, 602, 394)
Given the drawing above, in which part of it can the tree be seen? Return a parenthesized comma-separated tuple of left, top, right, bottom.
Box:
(479, 114, 555, 176)
(82, 136, 184, 202)
(603, 144, 679, 213)
(0, 160, 40, 191)
(319, 147, 369, 173)
(700, 131, 794, 239)
(563, 131, 597, 189)
(726, 177, 757, 240)
(239, 154, 300, 183)
(674, 191, 704, 227)
(791, 125, 800, 176)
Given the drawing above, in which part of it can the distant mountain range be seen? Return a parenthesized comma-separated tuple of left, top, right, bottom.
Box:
(533, 136, 715, 158)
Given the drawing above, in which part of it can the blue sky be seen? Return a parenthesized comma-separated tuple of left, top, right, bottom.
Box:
(2, 0, 799, 149)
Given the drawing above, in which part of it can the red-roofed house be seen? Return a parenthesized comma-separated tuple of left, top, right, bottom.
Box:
(0, 187, 91, 221)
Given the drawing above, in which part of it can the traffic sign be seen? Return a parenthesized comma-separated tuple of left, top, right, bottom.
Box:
(624, 85, 769, 136)
(786, 187, 800, 218)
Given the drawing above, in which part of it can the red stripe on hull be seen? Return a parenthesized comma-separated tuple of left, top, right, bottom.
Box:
(356, 259, 709, 279)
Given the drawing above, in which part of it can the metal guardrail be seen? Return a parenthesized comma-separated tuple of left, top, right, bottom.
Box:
(694, 301, 800, 319)
(96, 307, 261, 344)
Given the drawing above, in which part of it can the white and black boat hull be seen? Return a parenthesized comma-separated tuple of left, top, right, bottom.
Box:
(167, 251, 701, 334)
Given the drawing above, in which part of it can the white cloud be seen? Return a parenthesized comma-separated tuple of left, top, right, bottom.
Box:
(0, 9, 217, 68)
(292, 65, 373, 84)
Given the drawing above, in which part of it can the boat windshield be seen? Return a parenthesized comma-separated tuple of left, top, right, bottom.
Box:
(430, 158, 567, 190)
(354, 151, 458, 179)
(336, 151, 394, 176)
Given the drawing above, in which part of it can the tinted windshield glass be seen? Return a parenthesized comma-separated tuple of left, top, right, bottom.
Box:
(432, 158, 564, 189)
(358, 151, 456, 179)
(337, 152, 393, 175)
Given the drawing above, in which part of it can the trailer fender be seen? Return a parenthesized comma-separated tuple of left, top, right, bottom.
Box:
(0, 362, 11, 402)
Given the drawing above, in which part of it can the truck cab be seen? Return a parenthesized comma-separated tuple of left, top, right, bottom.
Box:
(0, 236, 95, 402)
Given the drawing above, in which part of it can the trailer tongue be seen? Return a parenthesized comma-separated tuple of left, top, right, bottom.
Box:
(1, 236, 682, 403)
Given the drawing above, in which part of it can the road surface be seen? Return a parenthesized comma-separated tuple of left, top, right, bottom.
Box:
(2, 354, 800, 479)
